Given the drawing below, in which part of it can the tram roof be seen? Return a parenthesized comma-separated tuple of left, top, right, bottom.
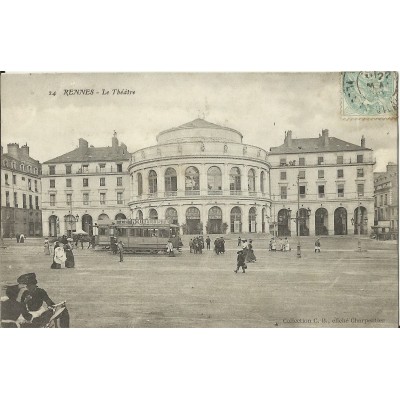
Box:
(95, 219, 178, 228)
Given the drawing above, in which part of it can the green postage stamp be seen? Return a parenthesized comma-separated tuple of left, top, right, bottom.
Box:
(342, 71, 398, 118)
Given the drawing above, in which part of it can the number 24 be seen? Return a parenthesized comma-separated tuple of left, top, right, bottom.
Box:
(49, 91, 56, 96)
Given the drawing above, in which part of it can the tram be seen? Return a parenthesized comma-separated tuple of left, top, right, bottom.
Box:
(94, 219, 182, 254)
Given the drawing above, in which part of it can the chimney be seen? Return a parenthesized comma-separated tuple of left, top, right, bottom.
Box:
(7, 143, 19, 159)
(361, 135, 366, 148)
(322, 129, 329, 147)
(120, 142, 127, 154)
(78, 138, 89, 152)
(112, 132, 119, 150)
(20, 144, 30, 157)
(286, 130, 292, 147)
(386, 162, 397, 174)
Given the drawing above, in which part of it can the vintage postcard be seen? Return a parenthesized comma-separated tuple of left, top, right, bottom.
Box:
(0, 72, 398, 328)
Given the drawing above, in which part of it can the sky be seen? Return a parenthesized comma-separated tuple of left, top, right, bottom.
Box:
(1, 73, 397, 171)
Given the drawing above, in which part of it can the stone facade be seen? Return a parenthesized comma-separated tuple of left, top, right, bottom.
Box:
(374, 163, 398, 233)
(1, 143, 42, 237)
(41, 135, 131, 237)
(268, 130, 375, 237)
(128, 119, 272, 234)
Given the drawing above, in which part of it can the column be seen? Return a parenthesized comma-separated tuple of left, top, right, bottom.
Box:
(142, 170, 149, 197)
(309, 209, 315, 236)
(255, 169, 261, 195)
(242, 165, 248, 195)
(177, 165, 185, 197)
(156, 167, 162, 197)
(177, 205, 186, 235)
(199, 164, 207, 196)
(242, 204, 250, 234)
(223, 205, 231, 233)
(223, 164, 230, 195)
(256, 205, 263, 233)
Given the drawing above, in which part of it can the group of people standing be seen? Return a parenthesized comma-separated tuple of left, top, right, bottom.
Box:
(235, 237, 257, 273)
(189, 236, 205, 254)
(269, 237, 291, 252)
(214, 237, 225, 255)
(44, 236, 75, 269)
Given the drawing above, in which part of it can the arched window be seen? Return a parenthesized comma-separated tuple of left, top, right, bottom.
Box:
(207, 166, 222, 192)
(229, 167, 241, 192)
(137, 173, 143, 196)
(115, 213, 126, 220)
(137, 210, 143, 220)
(165, 168, 177, 193)
(185, 166, 200, 192)
(260, 171, 265, 194)
(230, 206, 242, 233)
(165, 207, 178, 224)
(148, 170, 157, 194)
(98, 213, 110, 221)
(249, 207, 257, 232)
(28, 166, 31, 173)
(248, 169, 255, 192)
(20, 164, 24, 171)
(149, 208, 158, 220)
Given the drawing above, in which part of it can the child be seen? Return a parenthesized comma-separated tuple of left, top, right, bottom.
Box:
(234, 250, 247, 273)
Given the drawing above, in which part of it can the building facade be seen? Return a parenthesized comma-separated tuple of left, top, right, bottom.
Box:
(374, 162, 398, 235)
(1, 143, 42, 238)
(41, 134, 131, 237)
(268, 130, 375, 236)
(128, 119, 271, 234)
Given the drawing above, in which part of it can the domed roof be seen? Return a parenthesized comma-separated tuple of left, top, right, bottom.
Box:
(156, 118, 243, 144)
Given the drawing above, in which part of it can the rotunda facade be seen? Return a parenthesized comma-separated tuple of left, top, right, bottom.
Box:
(128, 119, 271, 234)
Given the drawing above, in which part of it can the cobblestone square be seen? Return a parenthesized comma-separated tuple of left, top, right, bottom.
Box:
(1, 236, 397, 327)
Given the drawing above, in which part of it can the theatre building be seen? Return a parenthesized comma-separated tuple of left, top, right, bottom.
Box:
(41, 134, 131, 237)
(128, 119, 271, 234)
(268, 130, 375, 237)
(1, 143, 42, 238)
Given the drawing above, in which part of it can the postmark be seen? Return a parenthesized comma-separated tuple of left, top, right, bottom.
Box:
(342, 71, 398, 118)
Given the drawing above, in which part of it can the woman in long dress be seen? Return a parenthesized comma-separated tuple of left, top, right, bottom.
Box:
(246, 239, 256, 262)
(51, 242, 66, 269)
(44, 238, 50, 255)
(64, 241, 75, 268)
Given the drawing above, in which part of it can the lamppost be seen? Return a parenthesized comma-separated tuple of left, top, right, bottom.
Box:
(287, 206, 311, 258)
(67, 213, 79, 237)
(351, 208, 368, 252)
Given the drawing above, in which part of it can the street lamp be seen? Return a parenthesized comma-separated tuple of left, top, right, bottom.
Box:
(351, 212, 368, 252)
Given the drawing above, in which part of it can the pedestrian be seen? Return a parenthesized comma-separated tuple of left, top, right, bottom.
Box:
(17, 272, 70, 328)
(16, 233, 20, 243)
(315, 238, 321, 253)
(166, 239, 175, 257)
(80, 236, 84, 249)
(220, 237, 225, 254)
(1, 283, 33, 328)
(117, 240, 124, 262)
(91, 235, 96, 249)
(271, 237, 276, 251)
(246, 239, 256, 262)
(52, 242, 66, 269)
(189, 238, 193, 253)
(242, 239, 248, 259)
(284, 237, 291, 252)
(19, 233, 25, 243)
(75, 234, 80, 248)
(206, 236, 211, 250)
(65, 240, 75, 268)
(234, 250, 247, 273)
(44, 238, 50, 255)
(237, 236, 241, 247)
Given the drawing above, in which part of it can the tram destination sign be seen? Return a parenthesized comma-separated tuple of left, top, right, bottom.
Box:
(115, 218, 169, 225)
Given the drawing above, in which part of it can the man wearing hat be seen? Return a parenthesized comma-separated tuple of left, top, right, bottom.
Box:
(234, 250, 247, 273)
(1, 283, 33, 327)
(17, 273, 70, 328)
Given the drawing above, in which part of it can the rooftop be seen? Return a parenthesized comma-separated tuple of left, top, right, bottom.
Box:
(269, 131, 371, 155)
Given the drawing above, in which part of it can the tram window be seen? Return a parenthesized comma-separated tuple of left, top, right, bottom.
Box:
(99, 228, 107, 235)
(137, 228, 143, 237)
(119, 228, 127, 237)
(159, 229, 169, 238)
(129, 229, 135, 236)
(109, 227, 115, 236)
(143, 229, 149, 237)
